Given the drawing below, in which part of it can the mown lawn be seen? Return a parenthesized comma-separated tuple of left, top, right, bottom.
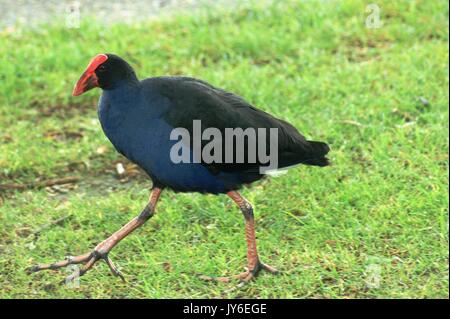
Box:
(0, 0, 448, 298)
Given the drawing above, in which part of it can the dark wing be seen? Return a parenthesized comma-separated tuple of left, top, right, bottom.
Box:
(148, 76, 329, 173)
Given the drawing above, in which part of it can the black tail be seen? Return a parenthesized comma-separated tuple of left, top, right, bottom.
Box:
(303, 141, 331, 167)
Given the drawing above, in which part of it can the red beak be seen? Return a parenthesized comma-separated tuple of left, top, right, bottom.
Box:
(72, 54, 108, 96)
(72, 70, 99, 96)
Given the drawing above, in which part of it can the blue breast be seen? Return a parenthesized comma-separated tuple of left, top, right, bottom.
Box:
(97, 84, 229, 193)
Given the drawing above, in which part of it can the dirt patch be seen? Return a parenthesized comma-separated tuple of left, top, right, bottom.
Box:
(39, 102, 95, 119)
(1, 134, 13, 144)
(337, 35, 392, 63)
(0, 176, 80, 191)
(43, 129, 84, 141)
(350, 146, 372, 170)
(26, 99, 97, 120)
(0, 155, 150, 201)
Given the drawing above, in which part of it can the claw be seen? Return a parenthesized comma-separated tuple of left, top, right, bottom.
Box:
(26, 265, 40, 275)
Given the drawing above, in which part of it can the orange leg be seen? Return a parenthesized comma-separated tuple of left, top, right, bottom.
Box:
(201, 191, 279, 283)
(28, 187, 163, 283)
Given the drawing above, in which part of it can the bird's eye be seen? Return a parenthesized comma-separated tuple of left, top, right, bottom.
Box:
(97, 65, 106, 71)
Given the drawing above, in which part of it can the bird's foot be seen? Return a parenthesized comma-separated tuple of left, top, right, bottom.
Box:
(27, 244, 125, 284)
(200, 260, 279, 283)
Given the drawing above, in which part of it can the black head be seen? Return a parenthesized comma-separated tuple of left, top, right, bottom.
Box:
(95, 54, 138, 89)
(72, 53, 138, 96)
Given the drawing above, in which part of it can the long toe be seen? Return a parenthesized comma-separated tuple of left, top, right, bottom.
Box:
(260, 262, 280, 274)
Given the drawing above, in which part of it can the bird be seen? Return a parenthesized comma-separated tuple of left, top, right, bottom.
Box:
(28, 53, 330, 283)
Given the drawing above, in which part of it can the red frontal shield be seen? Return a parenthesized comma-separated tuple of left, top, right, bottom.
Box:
(72, 54, 108, 96)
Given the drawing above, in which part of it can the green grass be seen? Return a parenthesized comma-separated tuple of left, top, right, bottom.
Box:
(0, 0, 448, 298)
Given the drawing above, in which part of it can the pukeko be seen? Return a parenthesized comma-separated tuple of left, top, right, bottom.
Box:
(29, 54, 330, 283)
